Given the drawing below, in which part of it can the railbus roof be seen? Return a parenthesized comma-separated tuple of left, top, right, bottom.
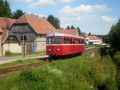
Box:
(47, 33, 84, 39)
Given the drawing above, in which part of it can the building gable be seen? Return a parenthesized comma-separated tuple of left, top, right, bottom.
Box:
(13, 14, 56, 35)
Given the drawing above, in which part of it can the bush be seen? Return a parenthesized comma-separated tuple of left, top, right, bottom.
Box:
(5, 50, 12, 56)
(92, 55, 117, 90)
(19, 68, 39, 82)
(99, 47, 107, 56)
(113, 51, 120, 89)
(114, 51, 120, 65)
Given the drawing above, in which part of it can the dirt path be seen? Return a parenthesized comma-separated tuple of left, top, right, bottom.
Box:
(0, 62, 47, 74)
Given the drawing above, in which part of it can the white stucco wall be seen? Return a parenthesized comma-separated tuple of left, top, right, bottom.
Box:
(0, 34, 2, 56)
(35, 41, 46, 52)
(35, 36, 46, 52)
(3, 43, 22, 55)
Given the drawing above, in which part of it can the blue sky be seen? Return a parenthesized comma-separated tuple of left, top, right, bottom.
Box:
(8, 0, 119, 35)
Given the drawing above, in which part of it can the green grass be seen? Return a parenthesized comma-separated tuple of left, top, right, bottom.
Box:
(0, 59, 43, 69)
(0, 54, 117, 90)
(4, 51, 45, 57)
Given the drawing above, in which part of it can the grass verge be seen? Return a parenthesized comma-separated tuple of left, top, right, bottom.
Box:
(0, 54, 117, 90)
(0, 59, 43, 69)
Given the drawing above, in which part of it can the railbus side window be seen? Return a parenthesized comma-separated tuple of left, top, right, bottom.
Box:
(70, 38, 72, 44)
(81, 39, 83, 44)
(47, 37, 52, 44)
(75, 39, 78, 44)
(64, 38, 70, 44)
(79, 39, 82, 44)
(80, 39, 84, 44)
(55, 38, 62, 44)
(73, 39, 75, 44)
(79, 39, 81, 44)
(82, 39, 85, 44)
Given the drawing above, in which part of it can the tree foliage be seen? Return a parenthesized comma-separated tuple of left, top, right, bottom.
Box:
(88, 32, 91, 36)
(0, 0, 12, 17)
(12, 9, 24, 19)
(47, 15, 60, 29)
(108, 19, 120, 49)
(77, 27, 82, 35)
(66, 26, 70, 29)
(71, 25, 75, 29)
(102, 35, 109, 44)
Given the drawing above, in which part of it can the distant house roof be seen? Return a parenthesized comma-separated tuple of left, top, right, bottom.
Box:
(0, 17, 16, 32)
(56, 29, 80, 36)
(84, 34, 100, 40)
(13, 14, 56, 34)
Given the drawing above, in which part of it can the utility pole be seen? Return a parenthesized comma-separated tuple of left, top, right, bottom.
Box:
(22, 34, 26, 59)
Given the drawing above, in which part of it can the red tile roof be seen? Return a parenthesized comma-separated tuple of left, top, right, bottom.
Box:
(14, 14, 56, 34)
(84, 34, 100, 40)
(0, 25, 2, 32)
(56, 29, 80, 36)
(0, 17, 16, 32)
(13, 14, 80, 36)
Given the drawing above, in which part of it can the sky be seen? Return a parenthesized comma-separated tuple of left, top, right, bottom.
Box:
(8, 0, 120, 35)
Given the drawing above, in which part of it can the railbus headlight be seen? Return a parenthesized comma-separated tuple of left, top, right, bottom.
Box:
(57, 48, 60, 51)
(48, 49, 51, 51)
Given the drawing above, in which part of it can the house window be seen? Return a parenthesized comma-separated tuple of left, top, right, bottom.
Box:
(9, 36, 14, 40)
(21, 35, 27, 41)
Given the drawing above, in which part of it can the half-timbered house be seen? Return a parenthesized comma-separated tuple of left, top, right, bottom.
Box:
(0, 17, 16, 56)
(5, 14, 56, 54)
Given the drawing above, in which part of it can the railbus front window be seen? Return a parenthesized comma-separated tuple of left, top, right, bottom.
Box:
(47, 37, 52, 44)
(55, 38, 62, 44)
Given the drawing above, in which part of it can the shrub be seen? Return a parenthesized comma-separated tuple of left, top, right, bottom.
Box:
(19, 68, 39, 82)
(99, 47, 107, 56)
(114, 51, 120, 65)
(5, 50, 12, 56)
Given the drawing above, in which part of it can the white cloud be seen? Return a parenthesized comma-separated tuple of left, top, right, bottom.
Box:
(58, 0, 73, 3)
(60, 14, 118, 34)
(29, 0, 72, 8)
(60, 15, 98, 27)
(8, 0, 33, 3)
(29, 0, 55, 8)
(59, 4, 110, 16)
(101, 16, 116, 23)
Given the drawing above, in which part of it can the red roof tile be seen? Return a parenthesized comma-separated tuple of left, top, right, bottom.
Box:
(0, 25, 2, 32)
(14, 14, 56, 34)
(0, 17, 16, 32)
(13, 14, 80, 36)
(84, 34, 100, 40)
(56, 29, 80, 36)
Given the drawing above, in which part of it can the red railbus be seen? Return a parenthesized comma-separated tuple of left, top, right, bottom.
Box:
(46, 33, 85, 57)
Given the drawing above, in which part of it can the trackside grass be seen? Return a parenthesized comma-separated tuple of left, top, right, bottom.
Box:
(0, 55, 117, 90)
(0, 59, 43, 69)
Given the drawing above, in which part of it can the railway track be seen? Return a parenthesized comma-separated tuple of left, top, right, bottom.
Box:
(0, 48, 96, 75)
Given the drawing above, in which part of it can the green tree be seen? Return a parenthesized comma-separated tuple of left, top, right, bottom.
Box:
(66, 26, 70, 29)
(108, 19, 120, 49)
(77, 27, 82, 35)
(12, 9, 24, 19)
(71, 25, 75, 29)
(47, 15, 60, 29)
(102, 35, 109, 44)
(88, 32, 91, 36)
(0, 0, 12, 17)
